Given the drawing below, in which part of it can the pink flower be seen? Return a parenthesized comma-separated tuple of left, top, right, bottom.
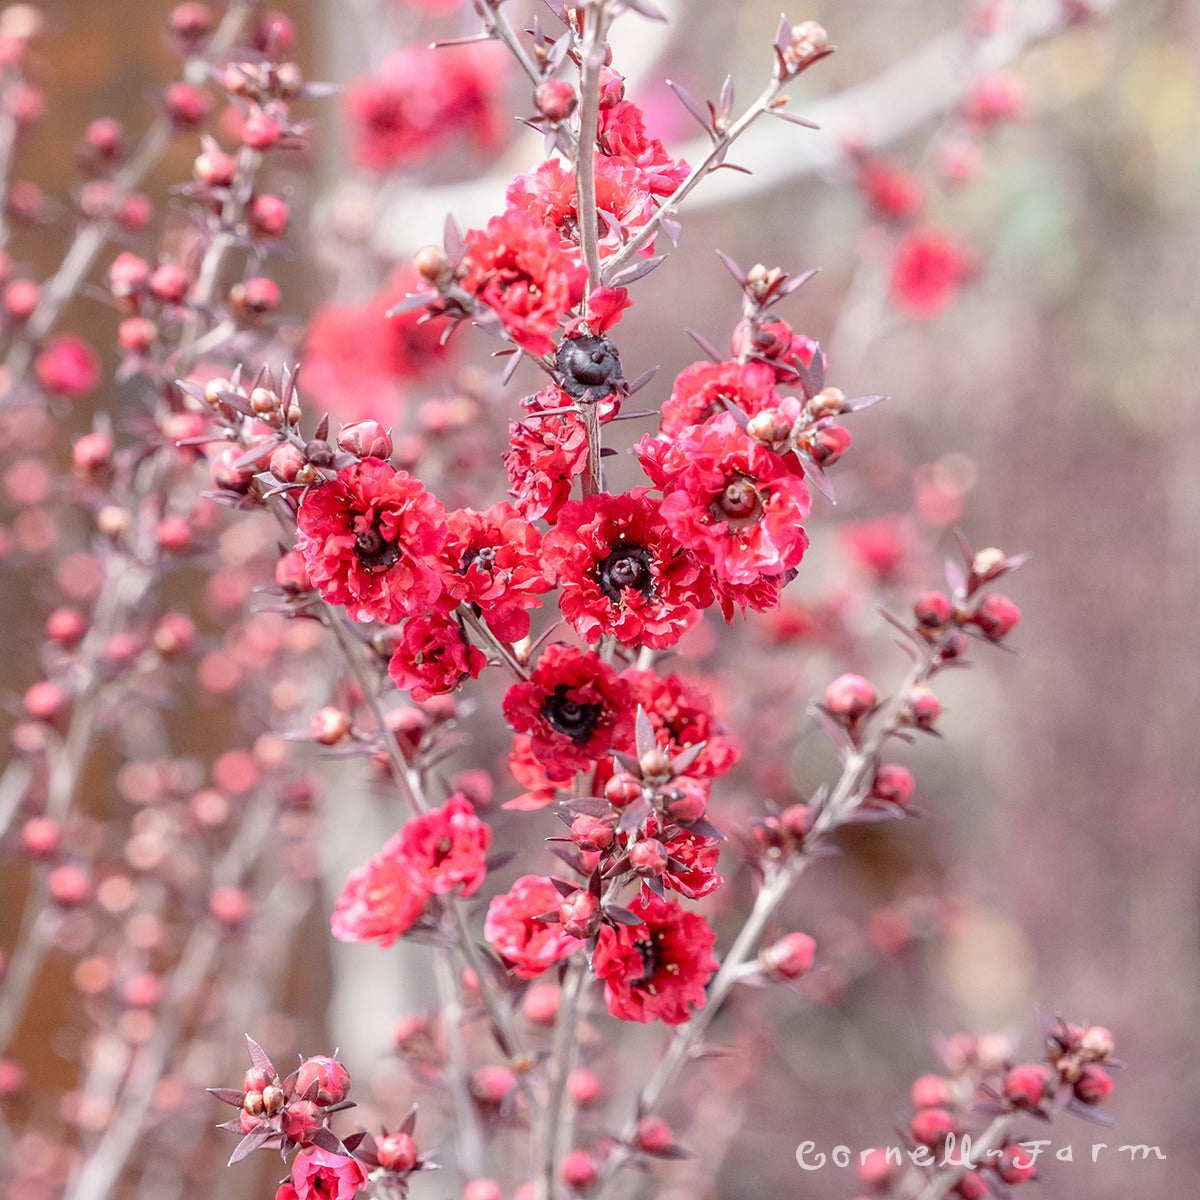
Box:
(289, 1146, 368, 1200)
(506, 155, 655, 259)
(438, 503, 554, 643)
(461, 209, 588, 356)
(502, 644, 635, 783)
(484, 875, 583, 978)
(637, 414, 811, 596)
(330, 849, 429, 948)
(598, 98, 690, 196)
(889, 228, 972, 318)
(301, 268, 449, 419)
(387, 610, 487, 703)
(592, 893, 718, 1025)
(503, 388, 590, 523)
(542, 489, 705, 650)
(296, 458, 446, 625)
(392, 794, 491, 897)
(660, 359, 780, 438)
(345, 44, 508, 172)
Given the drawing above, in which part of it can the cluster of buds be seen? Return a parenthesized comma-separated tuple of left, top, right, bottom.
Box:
(855, 1019, 1119, 1199)
(208, 1040, 354, 1161)
(720, 257, 885, 494)
(211, 1039, 435, 1199)
(912, 541, 1026, 654)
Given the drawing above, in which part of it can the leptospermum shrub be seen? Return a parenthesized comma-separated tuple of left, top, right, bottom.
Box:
(0, 3, 1124, 1200)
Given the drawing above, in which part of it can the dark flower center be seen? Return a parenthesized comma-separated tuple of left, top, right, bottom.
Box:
(631, 932, 662, 989)
(461, 545, 498, 576)
(597, 543, 654, 604)
(712, 476, 762, 528)
(355, 519, 400, 572)
(543, 685, 602, 744)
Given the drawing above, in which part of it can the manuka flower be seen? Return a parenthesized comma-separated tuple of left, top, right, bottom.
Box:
(621, 669, 740, 780)
(296, 457, 446, 625)
(461, 209, 588, 355)
(543, 489, 706, 650)
(637, 414, 811, 598)
(502, 644, 635, 783)
(592, 892, 718, 1025)
(330, 848, 429, 948)
(392, 793, 490, 897)
(386, 610, 487, 703)
(659, 358, 780, 437)
(506, 155, 655, 260)
(598, 98, 690, 197)
(484, 875, 583, 979)
(438, 503, 553, 643)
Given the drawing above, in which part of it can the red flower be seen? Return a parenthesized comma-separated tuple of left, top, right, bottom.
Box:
(503, 388, 590, 523)
(627, 816, 722, 900)
(301, 268, 449, 419)
(506, 156, 655, 260)
(439, 503, 554, 643)
(857, 157, 924, 221)
(345, 43, 508, 172)
(386, 610, 487, 703)
(296, 458, 446, 625)
(484, 875, 583, 978)
(637, 414, 811, 589)
(461, 209, 588, 356)
(598, 99, 690, 196)
(889, 227, 972, 318)
(660, 359, 780, 438)
(502, 734, 560, 811)
(543, 490, 706, 651)
(502, 644, 635, 783)
(393, 793, 491, 897)
(330, 846, 429, 948)
(621, 669, 739, 780)
(289, 1146, 368, 1200)
(592, 892, 718, 1025)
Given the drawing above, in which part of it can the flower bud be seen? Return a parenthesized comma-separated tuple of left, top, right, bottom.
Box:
(294, 1055, 351, 1107)
(909, 1106, 955, 1147)
(414, 244, 449, 284)
(337, 420, 392, 460)
(230, 276, 281, 316)
(913, 590, 954, 631)
(779, 803, 813, 841)
(150, 263, 189, 304)
(568, 1067, 604, 1107)
(869, 763, 914, 809)
(280, 1098, 322, 1143)
(759, 931, 816, 980)
(21, 816, 60, 858)
(1079, 1025, 1115, 1062)
(570, 814, 613, 852)
(377, 1131, 418, 1173)
(746, 408, 794, 444)
(911, 1074, 954, 1109)
(164, 81, 211, 129)
(249, 194, 289, 239)
(809, 424, 851, 466)
(558, 890, 601, 939)
(629, 838, 667, 879)
(1002, 1063, 1051, 1109)
(995, 1143, 1038, 1185)
(901, 686, 941, 731)
(470, 1065, 515, 1107)
(560, 1149, 597, 1191)
(534, 79, 577, 122)
(1073, 1064, 1113, 1106)
(310, 706, 351, 746)
(635, 1115, 673, 1153)
(604, 772, 642, 808)
(824, 673, 877, 725)
(970, 593, 1020, 641)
